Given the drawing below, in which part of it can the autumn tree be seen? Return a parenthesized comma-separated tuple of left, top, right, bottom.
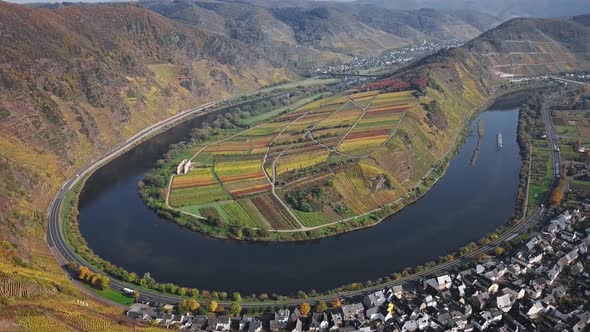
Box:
(180, 299, 201, 313)
(187, 288, 199, 297)
(233, 292, 242, 302)
(315, 301, 328, 313)
(90, 274, 102, 287)
(331, 298, 341, 308)
(78, 266, 92, 281)
(550, 173, 568, 208)
(188, 298, 201, 312)
(66, 261, 79, 273)
(127, 272, 138, 283)
(475, 252, 489, 263)
(296, 291, 308, 299)
(208, 300, 218, 313)
(132, 290, 140, 300)
(230, 302, 242, 315)
(299, 302, 311, 316)
(550, 187, 564, 207)
(99, 276, 110, 290)
(494, 246, 505, 256)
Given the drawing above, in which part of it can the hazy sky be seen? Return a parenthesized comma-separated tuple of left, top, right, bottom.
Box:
(7, 0, 138, 3)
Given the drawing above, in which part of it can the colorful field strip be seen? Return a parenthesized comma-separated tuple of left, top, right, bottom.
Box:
(168, 88, 425, 230)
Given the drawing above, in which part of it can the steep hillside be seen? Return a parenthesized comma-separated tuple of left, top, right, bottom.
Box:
(141, 0, 501, 60)
(0, 1, 288, 240)
(359, 0, 590, 20)
(139, 0, 351, 70)
(463, 15, 590, 76)
(353, 7, 500, 42)
(0, 2, 286, 329)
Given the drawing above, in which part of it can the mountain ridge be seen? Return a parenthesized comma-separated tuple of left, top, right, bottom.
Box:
(140, 0, 502, 61)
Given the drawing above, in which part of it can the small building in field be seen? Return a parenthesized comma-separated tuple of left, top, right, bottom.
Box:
(176, 159, 192, 175)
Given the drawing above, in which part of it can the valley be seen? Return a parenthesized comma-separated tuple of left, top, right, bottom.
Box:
(1, 1, 590, 330)
(76, 86, 524, 294)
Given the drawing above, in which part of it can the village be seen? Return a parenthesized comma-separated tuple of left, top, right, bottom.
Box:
(316, 40, 464, 76)
(125, 205, 590, 331)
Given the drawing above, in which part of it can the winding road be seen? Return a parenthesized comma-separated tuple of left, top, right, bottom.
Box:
(46, 90, 562, 308)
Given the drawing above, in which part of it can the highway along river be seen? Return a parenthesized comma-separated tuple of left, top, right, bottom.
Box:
(78, 93, 526, 294)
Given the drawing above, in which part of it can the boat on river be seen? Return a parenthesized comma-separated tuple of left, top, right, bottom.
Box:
(497, 132, 503, 147)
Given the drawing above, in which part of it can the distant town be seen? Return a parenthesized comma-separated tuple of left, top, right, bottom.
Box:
(316, 40, 464, 76)
(125, 205, 590, 331)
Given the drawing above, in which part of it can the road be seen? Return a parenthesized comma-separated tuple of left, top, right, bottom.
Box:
(46, 91, 562, 308)
(541, 98, 562, 182)
(549, 75, 590, 87)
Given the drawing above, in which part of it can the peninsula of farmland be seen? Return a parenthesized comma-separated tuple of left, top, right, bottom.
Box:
(143, 73, 486, 240)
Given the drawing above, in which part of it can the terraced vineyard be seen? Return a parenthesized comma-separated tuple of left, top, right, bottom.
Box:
(161, 83, 474, 237)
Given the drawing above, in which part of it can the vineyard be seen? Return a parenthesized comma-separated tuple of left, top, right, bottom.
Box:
(161, 83, 474, 236)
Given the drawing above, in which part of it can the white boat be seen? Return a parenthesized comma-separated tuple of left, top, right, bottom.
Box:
(497, 132, 503, 147)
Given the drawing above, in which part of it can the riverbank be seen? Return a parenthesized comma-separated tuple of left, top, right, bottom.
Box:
(141, 82, 497, 242)
(470, 120, 484, 166)
(63, 84, 544, 296)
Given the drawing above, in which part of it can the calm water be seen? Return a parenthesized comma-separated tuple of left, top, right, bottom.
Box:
(79, 96, 524, 294)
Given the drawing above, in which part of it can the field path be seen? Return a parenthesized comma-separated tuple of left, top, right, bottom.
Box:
(333, 96, 375, 150)
(305, 96, 407, 160)
(262, 96, 359, 230)
(261, 108, 321, 230)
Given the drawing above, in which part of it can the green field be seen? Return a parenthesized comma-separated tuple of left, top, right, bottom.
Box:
(549, 108, 590, 203)
(528, 139, 553, 208)
(84, 285, 134, 306)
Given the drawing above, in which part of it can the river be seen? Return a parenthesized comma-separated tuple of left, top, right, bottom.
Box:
(78, 94, 525, 294)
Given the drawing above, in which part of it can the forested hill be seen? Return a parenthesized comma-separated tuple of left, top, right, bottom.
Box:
(0, 0, 287, 267)
(140, 0, 501, 63)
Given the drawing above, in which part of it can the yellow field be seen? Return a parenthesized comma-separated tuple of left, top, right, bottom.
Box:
(215, 159, 263, 178)
(276, 150, 330, 175)
(339, 135, 389, 153)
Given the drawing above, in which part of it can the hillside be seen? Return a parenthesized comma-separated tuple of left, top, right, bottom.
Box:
(140, 0, 501, 62)
(0, 0, 287, 246)
(0, 1, 287, 329)
(359, 0, 590, 20)
(463, 14, 590, 76)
